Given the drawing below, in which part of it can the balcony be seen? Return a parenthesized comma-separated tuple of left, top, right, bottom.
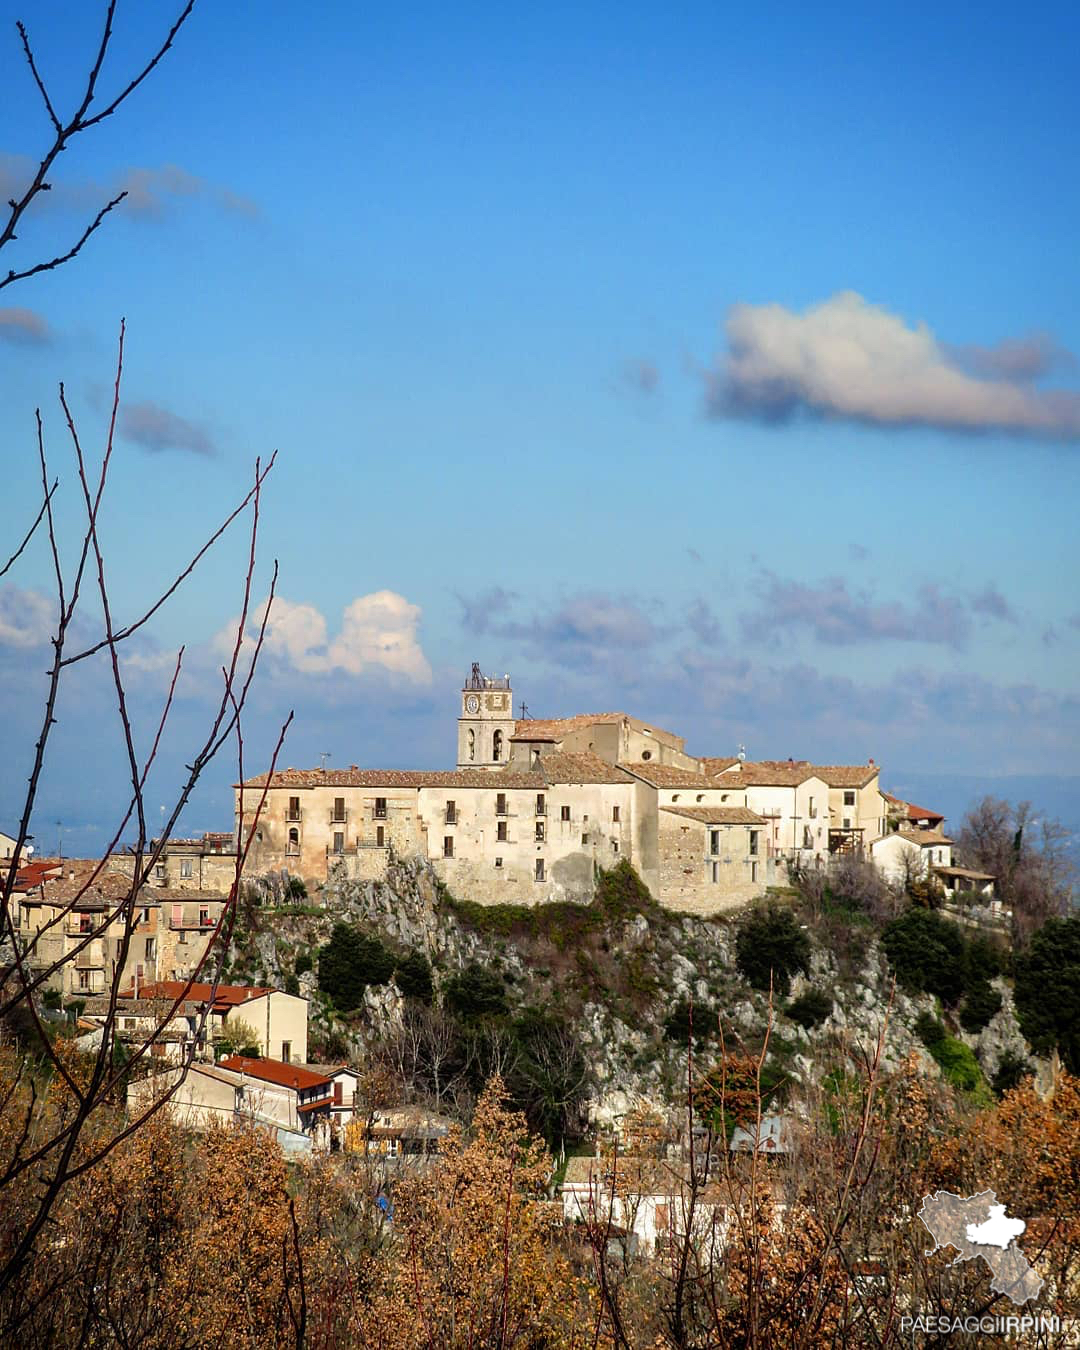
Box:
(329, 809, 348, 825)
(285, 809, 302, 823)
(444, 808, 458, 825)
(169, 917, 218, 931)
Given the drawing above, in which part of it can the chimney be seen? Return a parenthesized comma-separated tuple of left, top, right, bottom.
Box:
(868, 757, 875, 766)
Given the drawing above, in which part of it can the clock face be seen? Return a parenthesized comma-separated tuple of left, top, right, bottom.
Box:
(466, 694, 480, 714)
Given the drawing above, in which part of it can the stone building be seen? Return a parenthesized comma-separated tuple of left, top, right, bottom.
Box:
(236, 668, 774, 914)
(9, 861, 227, 999)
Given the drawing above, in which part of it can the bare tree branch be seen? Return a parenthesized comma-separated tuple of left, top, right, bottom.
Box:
(1, 2, 198, 292)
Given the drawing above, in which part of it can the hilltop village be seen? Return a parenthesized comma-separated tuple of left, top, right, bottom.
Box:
(234, 665, 978, 911)
(6, 665, 992, 1010)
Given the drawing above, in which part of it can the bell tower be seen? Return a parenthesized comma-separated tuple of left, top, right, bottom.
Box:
(457, 663, 515, 770)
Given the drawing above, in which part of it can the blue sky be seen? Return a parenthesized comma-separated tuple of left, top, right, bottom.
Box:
(1, 0, 1078, 852)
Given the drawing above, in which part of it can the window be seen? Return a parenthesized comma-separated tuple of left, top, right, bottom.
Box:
(287, 828, 299, 854)
(581, 833, 589, 845)
(535, 858, 545, 882)
(843, 790, 856, 807)
(492, 730, 503, 761)
(333, 831, 344, 854)
(561, 804, 571, 822)
(531, 748, 541, 768)
(496, 793, 507, 816)
(497, 820, 508, 842)
(199, 907, 211, 926)
(843, 818, 851, 830)
(749, 831, 759, 857)
(751, 861, 759, 883)
(808, 796, 816, 818)
(641, 750, 652, 760)
(78, 969, 90, 991)
(711, 861, 720, 884)
(376, 825, 385, 847)
(78, 914, 92, 934)
(333, 797, 346, 822)
(612, 806, 620, 823)
(710, 829, 720, 854)
(468, 728, 475, 761)
(536, 793, 545, 816)
(145, 937, 156, 961)
(288, 796, 301, 821)
(124, 1017, 136, 1030)
(612, 840, 619, 853)
(443, 836, 454, 858)
(141, 906, 151, 924)
(179, 858, 193, 879)
(281, 1041, 292, 1062)
(494, 856, 503, 869)
(445, 800, 457, 824)
(535, 821, 545, 841)
(374, 797, 387, 819)
(154, 864, 166, 880)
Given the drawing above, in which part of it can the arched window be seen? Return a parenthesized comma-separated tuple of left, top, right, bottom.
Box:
(287, 827, 299, 854)
(468, 728, 475, 762)
(492, 730, 503, 761)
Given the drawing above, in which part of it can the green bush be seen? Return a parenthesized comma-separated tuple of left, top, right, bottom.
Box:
(1014, 914, 1080, 1074)
(286, 876, 308, 900)
(785, 988, 833, 1029)
(928, 1036, 984, 1094)
(992, 1051, 1033, 1096)
(443, 963, 509, 1021)
(284, 973, 300, 997)
(914, 1012, 946, 1047)
(317, 923, 396, 1012)
(881, 908, 967, 1004)
(395, 950, 434, 1003)
(295, 951, 312, 977)
(663, 997, 716, 1044)
(959, 980, 1002, 1033)
(735, 903, 811, 997)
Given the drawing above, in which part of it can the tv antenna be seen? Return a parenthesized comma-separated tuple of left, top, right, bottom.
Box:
(319, 751, 331, 771)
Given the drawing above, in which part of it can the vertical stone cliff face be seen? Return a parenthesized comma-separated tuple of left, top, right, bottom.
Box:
(226, 860, 1038, 1117)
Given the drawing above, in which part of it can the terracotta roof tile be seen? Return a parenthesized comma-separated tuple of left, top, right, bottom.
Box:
(510, 713, 629, 742)
(882, 793, 944, 823)
(219, 1056, 330, 1091)
(897, 827, 953, 847)
(700, 757, 740, 774)
(121, 980, 271, 1008)
(809, 764, 880, 788)
(624, 764, 712, 787)
(538, 752, 634, 785)
(710, 763, 821, 787)
(661, 806, 767, 825)
(240, 767, 543, 789)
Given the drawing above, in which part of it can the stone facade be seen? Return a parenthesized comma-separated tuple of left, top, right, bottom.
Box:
(233, 667, 903, 915)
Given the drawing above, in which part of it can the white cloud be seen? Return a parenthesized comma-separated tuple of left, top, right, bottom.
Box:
(219, 591, 431, 683)
(708, 291, 1080, 439)
(0, 585, 54, 648)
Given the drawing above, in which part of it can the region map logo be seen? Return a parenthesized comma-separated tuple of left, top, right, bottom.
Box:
(917, 1189, 1043, 1305)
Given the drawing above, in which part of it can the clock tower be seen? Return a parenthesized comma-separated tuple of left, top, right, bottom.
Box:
(457, 663, 516, 769)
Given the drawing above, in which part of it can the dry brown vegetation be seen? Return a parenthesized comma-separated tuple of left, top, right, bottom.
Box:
(1, 1037, 1076, 1348)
